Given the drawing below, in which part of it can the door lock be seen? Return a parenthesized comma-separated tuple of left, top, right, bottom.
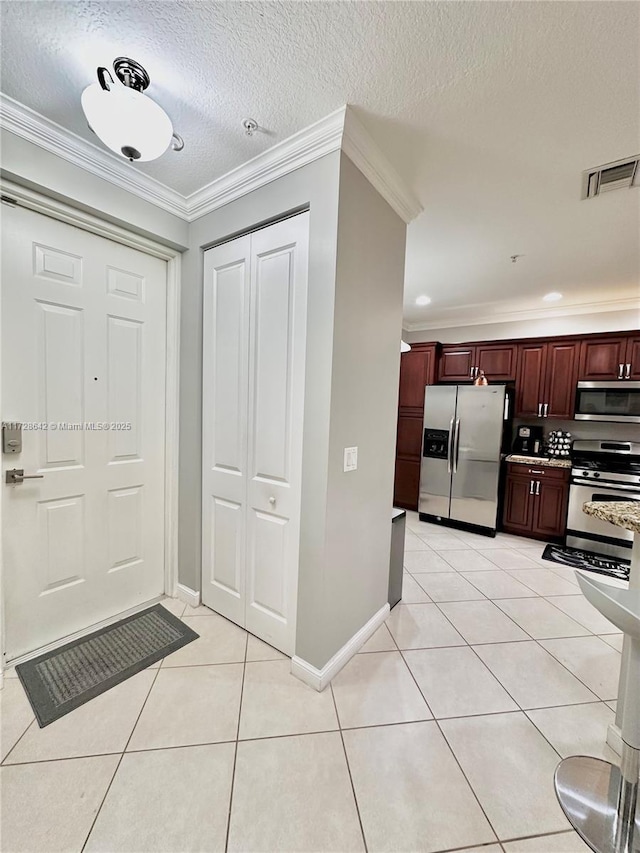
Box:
(5, 468, 44, 485)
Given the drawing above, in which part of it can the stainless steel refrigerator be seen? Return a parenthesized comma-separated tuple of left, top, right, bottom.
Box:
(419, 384, 509, 533)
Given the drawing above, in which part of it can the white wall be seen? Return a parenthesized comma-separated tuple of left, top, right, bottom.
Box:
(0, 130, 188, 249)
(295, 153, 406, 668)
(404, 307, 639, 344)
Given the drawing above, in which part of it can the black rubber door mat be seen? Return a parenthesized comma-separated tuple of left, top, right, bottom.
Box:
(542, 544, 630, 582)
(16, 604, 199, 727)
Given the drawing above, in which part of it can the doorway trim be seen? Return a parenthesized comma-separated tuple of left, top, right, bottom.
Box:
(0, 178, 181, 670)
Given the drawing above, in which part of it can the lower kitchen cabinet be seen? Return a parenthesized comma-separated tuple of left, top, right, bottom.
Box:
(394, 458, 421, 510)
(393, 413, 424, 510)
(502, 464, 569, 541)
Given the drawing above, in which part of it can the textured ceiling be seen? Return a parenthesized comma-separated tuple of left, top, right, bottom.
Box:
(1, 0, 639, 328)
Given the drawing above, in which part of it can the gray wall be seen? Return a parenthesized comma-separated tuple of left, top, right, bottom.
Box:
(180, 151, 342, 593)
(295, 153, 406, 668)
(0, 130, 188, 249)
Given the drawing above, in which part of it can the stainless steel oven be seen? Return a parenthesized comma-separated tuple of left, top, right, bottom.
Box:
(566, 440, 640, 560)
(574, 381, 640, 423)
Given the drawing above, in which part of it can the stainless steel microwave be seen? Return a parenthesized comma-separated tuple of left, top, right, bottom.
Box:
(575, 381, 640, 423)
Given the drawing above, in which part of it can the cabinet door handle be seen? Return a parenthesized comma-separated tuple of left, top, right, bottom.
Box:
(535, 480, 540, 496)
(626, 363, 632, 379)
(529, 480, 535, 495)
(618, 363, 624, 379)
(537, 403, 542, 418)
(543, 403, 549, 417)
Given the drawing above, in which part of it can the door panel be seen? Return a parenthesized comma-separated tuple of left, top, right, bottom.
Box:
(201, 236, 251, 628)
(579, 337, 628, 381)
(476, 344, 517, 380)
(202, 213, 308, 656)
(516, 344, 547, 417)
(394, 459, 421, 510)
(502, 475, 533, 533)
(438, 347, 475, 382)
(37, 302, 85, 466)
(533, 479, 568, 538)
(419, 385, 456, 518)
(2, 205, 166, 661)
(449, 386, 504, 529)
(545, 341, 579, 419)
(246, 215, 308, 654)
(626, 336, 640, 380)
(399, 350, 430, 409)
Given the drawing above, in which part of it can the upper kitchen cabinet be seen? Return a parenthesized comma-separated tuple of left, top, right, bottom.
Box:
(515, 343, 547, 417)
(579, 336, 631, 380)
(515, 340, 579, 419)
(437, 345, 475, 381)
(398, 344, 438, 411)
(627, 335, 640, 380)
(476, 343, 517, 381)
(438, 343, 517, 382)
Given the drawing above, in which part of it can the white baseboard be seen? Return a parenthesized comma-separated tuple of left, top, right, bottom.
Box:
(607, 722, 622, 757)
(291, 602, 390, 691)
(176, 584, 201, 609)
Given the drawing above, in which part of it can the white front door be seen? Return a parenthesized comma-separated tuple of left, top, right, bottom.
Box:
(1, 204, 167, 662)
(202, 213, 309, 655)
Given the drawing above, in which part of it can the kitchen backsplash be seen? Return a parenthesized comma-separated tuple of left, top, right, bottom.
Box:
(513, 418, 640, 446)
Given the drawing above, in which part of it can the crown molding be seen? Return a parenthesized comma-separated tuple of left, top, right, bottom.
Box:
(185, 106, 347, 221)
(1, 94, 422, 225)
(342, 109, 422, 223)
(404, 297, 640, 332)
(0, 93, 188, 220)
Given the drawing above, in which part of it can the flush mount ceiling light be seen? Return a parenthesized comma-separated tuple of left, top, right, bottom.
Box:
(415, 295, 431, 306)
(81, 57, 184, 162)
(543, 292, 563, 302)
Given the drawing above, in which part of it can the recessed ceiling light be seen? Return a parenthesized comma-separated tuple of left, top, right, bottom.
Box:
(415, 295, 431, 306)
(543, 292, 563, 302)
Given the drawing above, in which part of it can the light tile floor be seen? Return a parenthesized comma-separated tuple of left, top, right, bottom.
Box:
(1, 514, 622, 852)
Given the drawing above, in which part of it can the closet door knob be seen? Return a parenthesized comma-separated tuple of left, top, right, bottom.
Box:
(269, 496, 276, 505)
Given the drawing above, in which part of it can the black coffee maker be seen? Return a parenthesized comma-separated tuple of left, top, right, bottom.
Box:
(513, 425, 544, 456)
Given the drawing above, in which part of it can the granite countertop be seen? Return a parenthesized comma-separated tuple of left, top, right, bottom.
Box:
(505, 454, 572, 469)
(583, 501, 640, 535)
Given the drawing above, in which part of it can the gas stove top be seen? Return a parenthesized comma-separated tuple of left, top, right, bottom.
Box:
(571, 440, 640, 486)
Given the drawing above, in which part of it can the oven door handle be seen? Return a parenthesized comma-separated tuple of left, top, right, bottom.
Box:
(570, 480, 640, 495)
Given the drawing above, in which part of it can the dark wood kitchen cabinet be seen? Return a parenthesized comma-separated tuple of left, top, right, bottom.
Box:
(476, 343, 517, 381)
(627, 335, 640, 380)
(515, 340, 579, 419)
(438, 342, 517, 382)
(502, 463, 569, 541)
(394, 343, 438, 510)
(578, 333, 640, 381)
(398, 345, 438, 411)
(438, 346, 475, 382)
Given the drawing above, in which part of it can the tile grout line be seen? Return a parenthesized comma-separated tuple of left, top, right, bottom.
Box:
(384, 608, 507, 847)
(329, 683, 369, 853)
(390, 631, 503, 847)
(1, 715, 37, 766)
(223, 631, 249, 853)
(80, 663, 163, 852)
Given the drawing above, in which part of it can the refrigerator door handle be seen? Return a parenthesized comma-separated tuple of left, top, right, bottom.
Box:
(447, 417, 455, 475)
(453, 418, 461, 474)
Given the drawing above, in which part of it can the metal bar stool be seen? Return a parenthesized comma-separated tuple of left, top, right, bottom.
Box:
(554, 572, 640, 853)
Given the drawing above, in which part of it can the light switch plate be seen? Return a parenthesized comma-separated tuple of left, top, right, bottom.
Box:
(344, 446, 358, 472)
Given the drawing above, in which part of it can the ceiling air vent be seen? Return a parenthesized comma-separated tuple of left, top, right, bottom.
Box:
(583, 156, 640, 199)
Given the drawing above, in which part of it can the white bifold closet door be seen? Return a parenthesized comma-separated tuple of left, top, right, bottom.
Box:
(202, 213, 309, 656)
